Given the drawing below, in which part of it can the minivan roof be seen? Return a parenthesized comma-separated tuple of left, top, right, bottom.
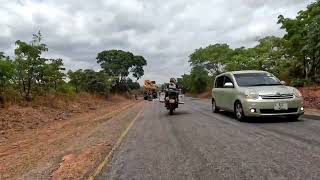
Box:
(218, 70, 268, 76)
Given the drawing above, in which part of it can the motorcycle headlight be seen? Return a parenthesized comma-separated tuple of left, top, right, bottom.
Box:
(244, 89, 259, 100)
(292, 88, 302, 98)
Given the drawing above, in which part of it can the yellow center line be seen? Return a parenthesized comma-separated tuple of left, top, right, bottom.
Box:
(87, 102, 145, 180)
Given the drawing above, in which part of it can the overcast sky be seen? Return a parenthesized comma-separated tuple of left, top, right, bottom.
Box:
(0, 0, 314, 83)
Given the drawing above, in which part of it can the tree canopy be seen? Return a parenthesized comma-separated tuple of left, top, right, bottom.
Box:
(0, 32, 145, 104)
(96, 50, 147, 81)
(181, 1, 320, 93)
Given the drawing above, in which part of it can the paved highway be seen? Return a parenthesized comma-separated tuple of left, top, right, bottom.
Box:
(97, 98, 320, 180)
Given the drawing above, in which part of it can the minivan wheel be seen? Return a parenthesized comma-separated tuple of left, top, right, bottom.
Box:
(212, 99, 220, 113)
(235, 102, 246, 121)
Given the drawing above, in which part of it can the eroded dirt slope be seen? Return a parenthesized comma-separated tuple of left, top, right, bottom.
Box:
(0, 94, 143, 179)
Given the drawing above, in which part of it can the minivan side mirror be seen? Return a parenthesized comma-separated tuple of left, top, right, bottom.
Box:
(224, 82, 234, 88)
(280, 81, 286, 85)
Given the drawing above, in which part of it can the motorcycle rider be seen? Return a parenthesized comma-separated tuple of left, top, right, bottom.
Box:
(167, 78, 178, 90)
(164, 78, 179, 107)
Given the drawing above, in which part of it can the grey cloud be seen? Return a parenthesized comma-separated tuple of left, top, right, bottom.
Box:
(0, 0, 314, 83)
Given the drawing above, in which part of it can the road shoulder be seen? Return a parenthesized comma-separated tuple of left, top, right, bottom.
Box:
(0, 99, 144, 180)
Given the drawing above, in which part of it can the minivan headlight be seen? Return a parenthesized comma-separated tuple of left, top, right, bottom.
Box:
(244, 89, 259, 99)
(292, 88, 302, 98)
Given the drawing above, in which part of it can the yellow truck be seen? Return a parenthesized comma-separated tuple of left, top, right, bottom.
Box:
(143, 80, 158, 100)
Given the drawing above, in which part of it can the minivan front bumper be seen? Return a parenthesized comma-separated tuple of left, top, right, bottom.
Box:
(242, 97, 304, 117)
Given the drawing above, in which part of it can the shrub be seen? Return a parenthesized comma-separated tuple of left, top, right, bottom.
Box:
(291, 79, 313, 87)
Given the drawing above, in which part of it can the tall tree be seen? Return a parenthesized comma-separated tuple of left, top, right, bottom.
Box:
(96, 50, 147, 81)
(68, 69, 85, 93)
(278, 1, 320, 80)
(189, 66, 209, 93)
(189, 44, 233, 75)
(42, 58, 66, 90)
(14, 31, 48, 100)
(0, 53, 16, 93)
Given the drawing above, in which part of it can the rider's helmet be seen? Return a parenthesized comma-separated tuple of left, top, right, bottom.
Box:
(170, 78, 176, 84)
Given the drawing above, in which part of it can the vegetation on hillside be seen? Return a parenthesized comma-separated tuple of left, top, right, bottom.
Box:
(180, 1, 320, 93)
(0, 32, 146, 105)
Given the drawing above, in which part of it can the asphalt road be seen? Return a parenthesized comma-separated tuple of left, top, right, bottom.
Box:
(97, 98, 320, 180)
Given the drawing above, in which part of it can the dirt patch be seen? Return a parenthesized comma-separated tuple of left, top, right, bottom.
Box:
(51, 143, 111, 180)
(0, 93, 143, 179)
(298, 86, 320, 109)
(0, 93, 128, 135)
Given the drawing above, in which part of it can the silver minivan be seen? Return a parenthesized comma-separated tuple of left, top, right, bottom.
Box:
(212, 70, 304, 121)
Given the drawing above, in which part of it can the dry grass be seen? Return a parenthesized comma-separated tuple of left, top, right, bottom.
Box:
(0, 92, 131, 133)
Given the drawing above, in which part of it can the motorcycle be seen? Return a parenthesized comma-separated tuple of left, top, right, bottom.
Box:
(160, 89, 184, 115)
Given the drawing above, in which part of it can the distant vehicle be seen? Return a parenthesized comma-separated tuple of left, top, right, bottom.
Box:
(143, 80, 158, 100)
(211, 70, 304, 121)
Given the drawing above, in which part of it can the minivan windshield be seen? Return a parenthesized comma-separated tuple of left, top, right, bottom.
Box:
(234, 73, 282, 87)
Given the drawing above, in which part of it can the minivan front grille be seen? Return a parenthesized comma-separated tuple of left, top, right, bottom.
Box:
(260, 94, 294, 99)
(260, 108, 298, 114)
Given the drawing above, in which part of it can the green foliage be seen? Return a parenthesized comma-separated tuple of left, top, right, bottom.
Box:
(14, 31, 49, 100)
(57, 81, 76, 96)
(189, 36, 288, 77)
(291, 79, 313, 87)
(42, 58, 66, 90)
(0, 33, 145, 103)
(68, 69, 112, 95)
(178, 74, 191, 92)
(67, 69, 85, 92)
(186, 1, 320, 88)
(126, 78, 140, 90)
(189, 66, 209, 93)
(189, 44, 233, 75)
(278, 1, 320, 81)
(0, 54, 16, 92)
(96, 50, 147, 81)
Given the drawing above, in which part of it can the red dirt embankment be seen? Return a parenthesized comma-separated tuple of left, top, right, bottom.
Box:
(0, 93, 143, 179)
(298, 86, 320, 109)
(1, 93, 101, 134)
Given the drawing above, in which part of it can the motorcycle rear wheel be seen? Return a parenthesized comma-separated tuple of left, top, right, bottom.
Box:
(169, 109, 174, 115)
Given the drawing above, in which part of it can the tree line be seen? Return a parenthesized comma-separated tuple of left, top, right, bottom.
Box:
(179, 1, 320, 93)
(0, 32, 147, 103)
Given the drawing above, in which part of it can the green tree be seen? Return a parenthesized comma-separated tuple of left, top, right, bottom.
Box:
(126, 78, 140, 90)
(302, 16, 320, 81)
(0, 53, 16, 93)
(14, 31, 48, 100)
(178, 74, 191, 92)
(189, 44, 233, 75)
(278, 1, 320, 80)
(225, 47, 257, 71)
(68, 69, 112, 95)
(83, 70, 112, 95)
(96, 50, 147, 81)
(42, 58, 65, 90)
(189, 66, 209, 93)
(254, 36, 290, 78)
(68, 69, 86, 92)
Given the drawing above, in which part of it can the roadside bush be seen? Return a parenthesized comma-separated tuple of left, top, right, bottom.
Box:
(57, 83, 76, 96)
(291, 79, 313, 87)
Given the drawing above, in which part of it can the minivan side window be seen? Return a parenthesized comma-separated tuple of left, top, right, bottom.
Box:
(223, 76, 234, 88)
(224, 76, 233, 84)
(215, 76, 225, 88)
